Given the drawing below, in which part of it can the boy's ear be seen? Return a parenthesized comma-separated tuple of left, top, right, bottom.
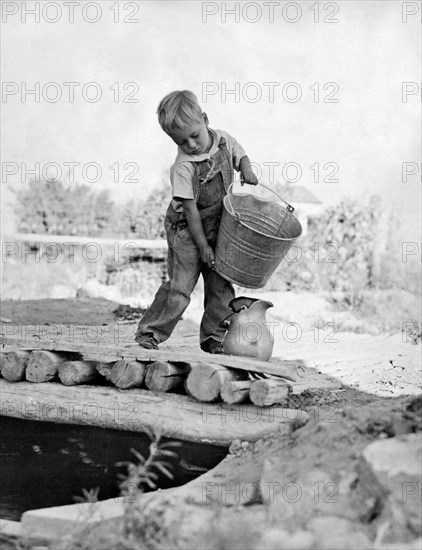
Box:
(203, 112, 209, 126)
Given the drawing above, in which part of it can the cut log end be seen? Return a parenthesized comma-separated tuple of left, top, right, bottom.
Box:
(0, 352, 7, 375)
(25, 350, 82, 383)
(1, 351, 31, 382)
(249, 379, 292, 407)
(221, 380, 252, 404)
(186, 363, 249, 402)
(26, 350, 70, 383)
(106, 359, 148, 389)
(96, 361, 116, 379)
(58, 360, 100, 386)
(145, 361, 191, 392)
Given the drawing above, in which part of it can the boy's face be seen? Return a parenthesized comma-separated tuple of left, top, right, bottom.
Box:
(168, 113, 212, 156)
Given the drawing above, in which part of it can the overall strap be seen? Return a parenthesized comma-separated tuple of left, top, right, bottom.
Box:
(193, 136, 232, 200)
(217, 136, 227, 149)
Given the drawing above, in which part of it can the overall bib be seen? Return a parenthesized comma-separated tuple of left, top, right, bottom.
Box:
(135, 137, 235, 345)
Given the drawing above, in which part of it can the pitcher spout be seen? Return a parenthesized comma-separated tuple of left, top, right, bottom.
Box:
(250, 299, 274, 312)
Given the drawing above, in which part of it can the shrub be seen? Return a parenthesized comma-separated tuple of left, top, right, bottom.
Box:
(15, 179, 114, 236)
(117, 184, 169, 239)
(269, 195, 382, 296)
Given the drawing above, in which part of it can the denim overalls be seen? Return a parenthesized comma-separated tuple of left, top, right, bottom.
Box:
(135, 137, 235, 346)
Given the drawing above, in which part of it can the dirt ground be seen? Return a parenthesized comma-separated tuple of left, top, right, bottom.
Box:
(1, 297, 421, 549)
(0, 297, 121, 326)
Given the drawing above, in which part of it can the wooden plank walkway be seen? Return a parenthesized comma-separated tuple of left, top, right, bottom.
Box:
(0, 321, 345, 443)
(2, 321, 418, 449)
(3, 320, 418, 395)
(0, 324, 303, 380)
(0, 321, 315, 443)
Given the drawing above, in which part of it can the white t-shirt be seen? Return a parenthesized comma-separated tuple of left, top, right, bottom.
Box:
(169, 128, 246, 211)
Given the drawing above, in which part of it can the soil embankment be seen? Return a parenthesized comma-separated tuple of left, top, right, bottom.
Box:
(1, 298, 420, 549)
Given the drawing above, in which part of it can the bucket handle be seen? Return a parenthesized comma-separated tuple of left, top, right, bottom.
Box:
(228, 182, 295, 222)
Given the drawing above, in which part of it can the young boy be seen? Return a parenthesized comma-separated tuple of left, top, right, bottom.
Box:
(135, 90, 257, 354)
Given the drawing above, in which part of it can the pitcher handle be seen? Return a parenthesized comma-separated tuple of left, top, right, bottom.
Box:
(219, 312, 234, 329)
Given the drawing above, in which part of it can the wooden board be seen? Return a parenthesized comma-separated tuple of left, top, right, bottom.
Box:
(0, 379, 308, 447)
(0, 327, 303, 381)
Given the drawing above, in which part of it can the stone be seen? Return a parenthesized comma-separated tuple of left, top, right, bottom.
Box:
(379, 538, 422, 550)
(308, 516, 371, 549)
(21, 498, 124, 542)
(262, 463, 345, 522)
(0, 518, 22, 538)
(76, 279, 123, 302)
(358, 433, 422, 536)
(260, 527, 315, 550)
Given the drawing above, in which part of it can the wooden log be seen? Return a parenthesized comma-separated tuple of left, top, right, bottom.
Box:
(221, 380, 252, 404)
(249, 379, 292, 407)
(58, 360, 100, 386)
(0, 379, 309, 446)
(99, 359, 148, 389)
(26, 351, 69, 383)
(0, 352, 7, 376)
(96, 361, 116, 378)
(186, 363, 249, 402)
(1, 351, 30, 382)
(145, 361, 191, 392)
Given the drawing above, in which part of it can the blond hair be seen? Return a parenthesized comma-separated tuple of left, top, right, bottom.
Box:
(157, 90, 203, 134)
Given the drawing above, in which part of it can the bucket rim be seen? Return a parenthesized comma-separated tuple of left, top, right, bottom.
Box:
(223, 194, 303, 242)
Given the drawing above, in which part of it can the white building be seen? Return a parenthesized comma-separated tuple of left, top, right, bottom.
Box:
(274, 184, 323, 236)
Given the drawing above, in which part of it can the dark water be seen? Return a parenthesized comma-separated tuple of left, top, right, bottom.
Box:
(0, 416, 227, 521)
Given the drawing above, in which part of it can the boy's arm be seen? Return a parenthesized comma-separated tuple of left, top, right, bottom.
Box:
(180, 198, 215, 268)
(239, 156, 258, 185)
(225, 133, 258, 185)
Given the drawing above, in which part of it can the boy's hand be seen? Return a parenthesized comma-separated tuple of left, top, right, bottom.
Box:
(241, 170, 258, 186)
(181, 199, 216, 269)
(239, 157, 259, 186)
(200, 244, 215, 269)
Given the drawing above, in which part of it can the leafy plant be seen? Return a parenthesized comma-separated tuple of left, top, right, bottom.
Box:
(268, 194, 382, 295)
(117, 185, 169, 239)
(55, 433, 179, 550)
(117, 434, 180, 497)
(14, 179, 114, 236)
(73, 486, 100, 504)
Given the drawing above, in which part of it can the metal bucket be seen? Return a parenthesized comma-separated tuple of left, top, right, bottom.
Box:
(215, 183, 302, 288)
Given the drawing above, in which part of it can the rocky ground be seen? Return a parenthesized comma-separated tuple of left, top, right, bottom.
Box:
(0, 297, 421, 549)
(126, 398, 421, 550)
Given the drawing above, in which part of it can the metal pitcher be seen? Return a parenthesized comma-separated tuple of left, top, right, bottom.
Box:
(221, 297, 274, 361)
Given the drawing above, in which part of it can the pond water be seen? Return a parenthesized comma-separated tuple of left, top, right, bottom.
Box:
(0, 416, 227, 521)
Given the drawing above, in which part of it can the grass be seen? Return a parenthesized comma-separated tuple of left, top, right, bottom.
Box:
(327, 287, 421, 336)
